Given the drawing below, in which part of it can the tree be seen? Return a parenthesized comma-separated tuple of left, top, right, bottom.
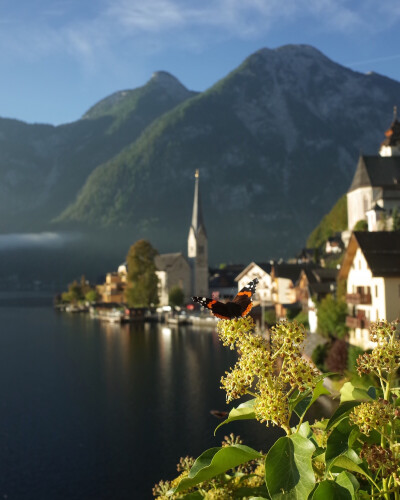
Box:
(169, 285, 184, 307)
(317, 294, 348, 339)
(85, 289, 99, 303)
(353, 219, 368, 231)
(392, 207, 400, 231)
(125, 239, 159, 307)
(61, 280, 83, 303)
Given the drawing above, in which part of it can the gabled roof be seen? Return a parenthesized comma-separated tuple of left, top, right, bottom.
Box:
(338, 231, 400, 279)
(235, 261, 272, 281)
(155, 252, 187, 271)
(348, 155, 400, 192)
(273, 263, 315, 283)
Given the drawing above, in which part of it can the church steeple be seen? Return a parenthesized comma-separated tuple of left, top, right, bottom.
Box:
(380, 106, 400, 157)
(190, 169, 207, 236)
(188, 170, 208, 297)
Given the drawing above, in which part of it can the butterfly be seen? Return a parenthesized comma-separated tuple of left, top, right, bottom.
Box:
(192, 278, 259, 320)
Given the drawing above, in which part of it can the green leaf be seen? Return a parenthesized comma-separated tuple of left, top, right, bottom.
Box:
(326, 419, 361, 472)
(311, 480, 352, 499)
(296, 421, 313, 439)
(214, 398, 256, 435)
(265, 434, 315, 499)
(169, 445, 262, 494)
(340, 382, 375, 403)
(326, 401, 360, 431)
(294, 379, 331, 419)
(329, 456, 374, 484)
(336, 471, 359, 499)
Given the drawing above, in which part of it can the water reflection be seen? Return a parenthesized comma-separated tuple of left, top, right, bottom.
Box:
(0, 308, 333, 499)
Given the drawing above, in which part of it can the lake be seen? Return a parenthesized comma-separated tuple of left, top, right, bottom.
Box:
(0, 302, 282, 499)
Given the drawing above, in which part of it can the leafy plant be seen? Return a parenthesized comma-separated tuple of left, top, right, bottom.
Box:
(154, 318, 400, 499)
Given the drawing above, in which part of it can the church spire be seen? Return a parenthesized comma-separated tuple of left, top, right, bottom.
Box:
(191, 169, 206, 235)
(187, 169, 208, 297)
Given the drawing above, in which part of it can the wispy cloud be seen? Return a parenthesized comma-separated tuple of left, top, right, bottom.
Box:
(0, 0, 399, 70)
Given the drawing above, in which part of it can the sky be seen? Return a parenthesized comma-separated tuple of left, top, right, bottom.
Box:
(1, 0, 400, 126)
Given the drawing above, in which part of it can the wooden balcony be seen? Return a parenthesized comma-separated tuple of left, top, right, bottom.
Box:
(346, 316, 371, 329)
(346, 293, 372, 305)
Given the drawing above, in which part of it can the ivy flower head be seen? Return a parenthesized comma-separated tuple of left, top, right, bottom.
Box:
(218, 318, 318, 429)
(350, 399, 394, 435)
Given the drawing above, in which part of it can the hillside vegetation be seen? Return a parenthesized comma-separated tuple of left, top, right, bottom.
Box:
(307, 194, 348, 249)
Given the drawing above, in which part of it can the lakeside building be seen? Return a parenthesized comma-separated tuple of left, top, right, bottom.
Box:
(338, 231, 400, 349)
(97, 170, 208, 307)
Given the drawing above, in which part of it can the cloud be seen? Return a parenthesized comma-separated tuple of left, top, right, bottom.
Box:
(0, 232, 80, 250)
(0, 0, 399, 69)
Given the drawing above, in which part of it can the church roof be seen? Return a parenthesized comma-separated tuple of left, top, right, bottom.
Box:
(348, 155, 400, 192)
(155, 252, 187, 271)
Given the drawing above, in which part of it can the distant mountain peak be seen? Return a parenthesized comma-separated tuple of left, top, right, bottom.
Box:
(150, 71, 189, 92)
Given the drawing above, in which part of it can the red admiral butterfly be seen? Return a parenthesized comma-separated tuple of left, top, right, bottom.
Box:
(192, 278, 259, 320)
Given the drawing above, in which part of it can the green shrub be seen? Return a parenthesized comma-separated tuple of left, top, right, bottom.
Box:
(311, 342, 329, 371)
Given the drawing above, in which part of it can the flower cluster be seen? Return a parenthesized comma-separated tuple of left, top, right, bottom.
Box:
(360, 443, 398, 477)
(357, 320, 400, 376)
(218, 318, 320, 430)
(350, 399, 393, 435)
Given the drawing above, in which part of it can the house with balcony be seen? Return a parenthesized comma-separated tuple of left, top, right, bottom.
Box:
(338, 231, 400, 349)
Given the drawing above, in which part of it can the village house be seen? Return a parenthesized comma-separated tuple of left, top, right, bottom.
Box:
(347, 112, 400, 231)
(96, 264, 127, 303)
(235, 262, 273, 306)
(338, 231, 400, 349)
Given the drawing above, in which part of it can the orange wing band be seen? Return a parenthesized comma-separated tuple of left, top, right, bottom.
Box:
(207, 300, 217, 309)
(241, 302, 253, 317)
(237, 291, 252, 297)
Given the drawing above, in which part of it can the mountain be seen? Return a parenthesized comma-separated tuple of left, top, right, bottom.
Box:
(0, 72, 195, 231)
(56, 45, 400, 262)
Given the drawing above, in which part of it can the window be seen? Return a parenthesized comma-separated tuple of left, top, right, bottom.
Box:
(375, 285, 378, 298)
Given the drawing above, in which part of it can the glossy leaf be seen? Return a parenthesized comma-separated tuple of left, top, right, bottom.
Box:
(340, 382, 375, 403)
(265, 434, 315, 499)
(311, 480, 352, 499)
(329, 455, 373, 483)
(336, 471, 359, 499)
(214, 398, 256, 435)
(326, 419, 361, 471)
(169, 444, 262, 494)
(326, 401, 360, 431)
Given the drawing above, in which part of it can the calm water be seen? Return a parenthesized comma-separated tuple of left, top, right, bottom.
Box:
(0, 303, 280, 499)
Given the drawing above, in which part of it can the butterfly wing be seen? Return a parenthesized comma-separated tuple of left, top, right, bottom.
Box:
(232, 278, 259, 317)
(192, 296, 234, 320)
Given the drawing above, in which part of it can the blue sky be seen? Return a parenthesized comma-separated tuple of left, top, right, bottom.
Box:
(1, 0, 400, 125)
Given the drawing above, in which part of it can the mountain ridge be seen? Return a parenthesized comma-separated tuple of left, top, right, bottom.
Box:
(1, 44, 399, 263)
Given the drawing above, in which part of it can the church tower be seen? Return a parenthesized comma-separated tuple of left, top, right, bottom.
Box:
(379, 106, 400, 157)
(188, 170, 209, 297)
